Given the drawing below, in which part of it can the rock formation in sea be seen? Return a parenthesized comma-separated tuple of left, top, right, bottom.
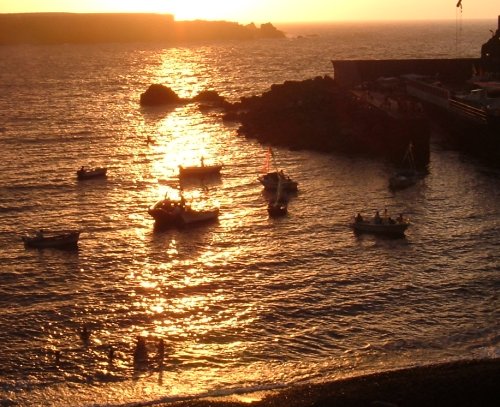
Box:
(140, 84, 183, 106)
(222, 76, 430, 166)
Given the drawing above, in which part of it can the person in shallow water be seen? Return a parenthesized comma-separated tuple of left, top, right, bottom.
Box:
(107, 345, 115, 365)
(79, 325, 91, 343)
(157, 338, 165, 367)
(133, 336, 148, 367)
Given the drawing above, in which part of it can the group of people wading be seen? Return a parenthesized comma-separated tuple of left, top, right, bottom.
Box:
(52, 325, 167, 372)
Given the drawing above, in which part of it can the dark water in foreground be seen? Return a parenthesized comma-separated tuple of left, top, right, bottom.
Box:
(0, 20, 499, 406)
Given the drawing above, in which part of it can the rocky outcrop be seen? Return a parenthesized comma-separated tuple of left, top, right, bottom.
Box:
(222, 76, 430, 165)
(140, 84, 182, 106)
(139, 85, 230, 108)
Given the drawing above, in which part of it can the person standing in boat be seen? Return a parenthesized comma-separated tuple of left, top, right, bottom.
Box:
(374, 210, 382, 224)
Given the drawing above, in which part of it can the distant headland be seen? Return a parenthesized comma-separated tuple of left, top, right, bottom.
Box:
(0, 13, 285, 45)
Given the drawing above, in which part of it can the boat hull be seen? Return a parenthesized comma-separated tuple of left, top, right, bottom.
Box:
(258, 172, 298, 192)
(77, 167, 107, 180)
(22, 231, 80, 249)
(181, 208, 219, 224)
(148, 200, 219, 227)
(267, 203, 287, 217)
(179, 165, 222, 177)
(351, 221, 409, 236)
(389, 172, 418, 190)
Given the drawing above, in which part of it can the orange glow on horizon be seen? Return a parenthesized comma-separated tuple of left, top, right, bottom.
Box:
(0, 1, 497, 23)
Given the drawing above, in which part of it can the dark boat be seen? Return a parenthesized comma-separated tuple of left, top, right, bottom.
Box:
(351, 212, 409, 237)
(258, 147, 298, 192)
(22, 229, 81, 249)
(258, 171, 298, 192)
(77, 166, 107, 180)
(148, 196, 219, 227)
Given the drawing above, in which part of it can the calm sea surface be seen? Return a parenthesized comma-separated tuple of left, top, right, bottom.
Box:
(0, 20, 499, 406)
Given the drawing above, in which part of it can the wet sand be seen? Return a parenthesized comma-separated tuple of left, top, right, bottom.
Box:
(160, 358, 499, 407)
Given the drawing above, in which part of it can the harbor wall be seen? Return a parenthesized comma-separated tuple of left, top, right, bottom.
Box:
(331, 59, 479, 88)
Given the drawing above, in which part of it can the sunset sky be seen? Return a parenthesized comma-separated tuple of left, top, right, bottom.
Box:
(0, 0, 497, 23)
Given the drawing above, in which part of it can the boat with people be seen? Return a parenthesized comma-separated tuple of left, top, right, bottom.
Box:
(76, 166, 107, 180)
(148, 194, 219, 227)
(22, 229, 81, 249)
(389, 143, 420, 190)
(351, 211, 410, 236)
(258, 147, 298, 192)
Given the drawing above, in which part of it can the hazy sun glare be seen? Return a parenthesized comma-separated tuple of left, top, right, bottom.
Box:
(0, 0, 497, 22)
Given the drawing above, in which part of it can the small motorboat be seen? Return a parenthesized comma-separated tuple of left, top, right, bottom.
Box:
(77, 166, 107, 180)
(259, 148, 298, 192)
(22, 229, 81, 249)
(351, 212, 409, 237)
(258, 171, 298, 192)
(389, 143, 420, 190)
(148, 196, 219, 227)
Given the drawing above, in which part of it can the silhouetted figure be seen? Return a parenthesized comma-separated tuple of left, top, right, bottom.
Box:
(157, 338, 165, 368)
(54, 350, 61, 366)
(79, 325, 91, 344)
(133, 336, 148, 369)
(355, 213, 363, 223)
(108, 345, 115, 365)
(374, 210, 382, 224)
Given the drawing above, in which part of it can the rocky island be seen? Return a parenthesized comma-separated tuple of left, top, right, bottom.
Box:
(0, 13, 285, 45)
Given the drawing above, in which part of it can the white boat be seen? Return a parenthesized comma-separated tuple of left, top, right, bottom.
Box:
(77, 166, 107, 180)
(389, 143, 420, 190)
(258, 148, 298, 192)
(351, 213, 409, 236)
(179, 164, 222, 177)
(22, 229, 81, 249)
(179, 157, 222, 178)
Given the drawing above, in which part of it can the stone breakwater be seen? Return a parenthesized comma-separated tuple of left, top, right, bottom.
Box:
(140, 76, 430, 166)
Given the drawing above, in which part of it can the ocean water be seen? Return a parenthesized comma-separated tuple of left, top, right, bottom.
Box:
(0, 20, 499, 406)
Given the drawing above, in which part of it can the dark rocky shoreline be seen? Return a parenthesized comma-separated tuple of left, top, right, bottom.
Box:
(158, 358, 500, 407)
